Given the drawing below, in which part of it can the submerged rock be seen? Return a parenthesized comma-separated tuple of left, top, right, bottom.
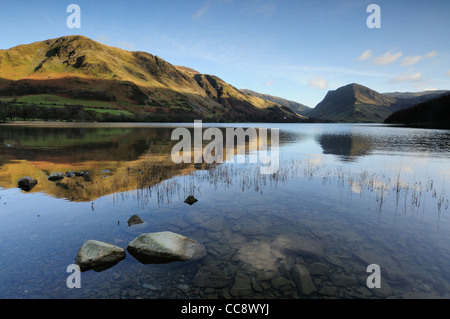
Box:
(192, 265, 232, 288)
(127, 231, 206, 264)
(292, 264, 317, 295)
(18, 176, 38, 192)
(184, 195, 198, 205)
(230, 272, 253, 298)
(48, 172, 65, 181)
(127, 214, 144, 226)
(74, 240, 126, 272)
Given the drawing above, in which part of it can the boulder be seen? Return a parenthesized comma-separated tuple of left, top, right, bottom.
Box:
(48, 172, 65, 181)
(18, 176, 38, 192)
(74, 171, 89, 177)
(65, 171, 75, 178)
(230, 272, 253, 298)
(184, 195, 198, 205)
(292, 264, 317, 295)
(74, 240, 126, 272)
(127, 231, 206, 264)
(127, 214, 144, 226)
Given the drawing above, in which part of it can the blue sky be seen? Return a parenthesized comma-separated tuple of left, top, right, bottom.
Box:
(1, 0, 449, 107)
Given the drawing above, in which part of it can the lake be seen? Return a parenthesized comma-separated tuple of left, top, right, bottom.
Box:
(1, 122, 450, 299)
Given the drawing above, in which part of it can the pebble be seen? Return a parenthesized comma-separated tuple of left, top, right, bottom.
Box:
(142, 284, 162, 291)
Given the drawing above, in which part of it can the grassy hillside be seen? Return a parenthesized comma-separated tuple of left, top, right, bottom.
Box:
(0, 35, 305, 123)
(240, 89, 312, 116)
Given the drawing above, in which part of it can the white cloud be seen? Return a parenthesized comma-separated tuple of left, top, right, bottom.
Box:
(447, 71, 450, 77)
(401, 50, 438, 66)
(374, 50, 403, 65)
(358, 49, 373, 61)
(390, 72, 422, 83)
(308, 76, 328, 90)
(192, 0, 211, 19)
(264, 80, 273, 86)
(401, 56, 422, 66)
(424, 51, 438, 58)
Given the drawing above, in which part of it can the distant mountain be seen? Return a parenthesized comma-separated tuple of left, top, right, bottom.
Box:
(384, 93, 450, 128)
(307, 83, 449, 123)
(241, 89, 312, 116)
(0, 35, 304, 123)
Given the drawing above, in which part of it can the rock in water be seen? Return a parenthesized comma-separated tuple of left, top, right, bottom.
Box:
(48, 172, 65, 181)
(74, 240, 126, 272)
(192, 265, 232, 288)
(127, 214, 144, 226)
(292, 264, 317, 295)
(18, 177, 38, 192)
(127, 231, 206, 264)
(184, 195, 198, 205)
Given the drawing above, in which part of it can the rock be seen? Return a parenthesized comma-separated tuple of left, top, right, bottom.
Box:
(18, 176, 38, 192)
(272, 234, 324, 260)
(184, 195, 198, 205)
(271, 277, 294, 291)
(74, 240, 126, 272)
(308, 262, 330, 276)
(230, 273, 253, 298)
(372, 278, 392, 298)
(65, 171, 75, 178)
(74, 171, 89, 177)
(292, 264, 317, 295)
(177, 284, 190, 290)
(192, 265, 232, 288)
(127, 214, 144, 226)
(142, 283, 162, 291)
(48, 172, 65, 181)
(329, 273, 358, 287)
(319, 285, 338, 297)
(127, 231, 206, 264)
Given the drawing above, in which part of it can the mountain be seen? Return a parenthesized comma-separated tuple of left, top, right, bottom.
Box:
(384, 93, 450, 128)
(307, 83, 449, 123)
(241, 89, 312, 116)
(0, 35, 303, 123)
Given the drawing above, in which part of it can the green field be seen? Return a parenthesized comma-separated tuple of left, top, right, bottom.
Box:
(0, 94, 134, 116)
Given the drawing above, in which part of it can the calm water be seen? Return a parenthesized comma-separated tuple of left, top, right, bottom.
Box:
(1, 122, 450, 299)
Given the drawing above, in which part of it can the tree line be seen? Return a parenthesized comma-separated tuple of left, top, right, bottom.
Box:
(0, 102, 228, 123)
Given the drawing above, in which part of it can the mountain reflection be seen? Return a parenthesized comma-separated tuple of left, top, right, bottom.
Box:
(317, 133, 372, 162)
(0, 124, 294, 202)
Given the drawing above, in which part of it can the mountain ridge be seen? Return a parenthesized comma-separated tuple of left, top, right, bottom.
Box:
(307, 83, 449, 123)
(384, 93, 450, 128)
(0, 35, 304, 123)
(240, 89, 312, 116)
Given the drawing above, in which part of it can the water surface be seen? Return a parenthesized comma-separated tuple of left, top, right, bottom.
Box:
(1, 122, 449, 299)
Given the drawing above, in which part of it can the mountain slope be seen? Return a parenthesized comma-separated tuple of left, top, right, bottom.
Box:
(384, 93, 450, 128)
(241, 89, 312, 116)
(0, 35, 303, 122)
(307, 83, 449, 123)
